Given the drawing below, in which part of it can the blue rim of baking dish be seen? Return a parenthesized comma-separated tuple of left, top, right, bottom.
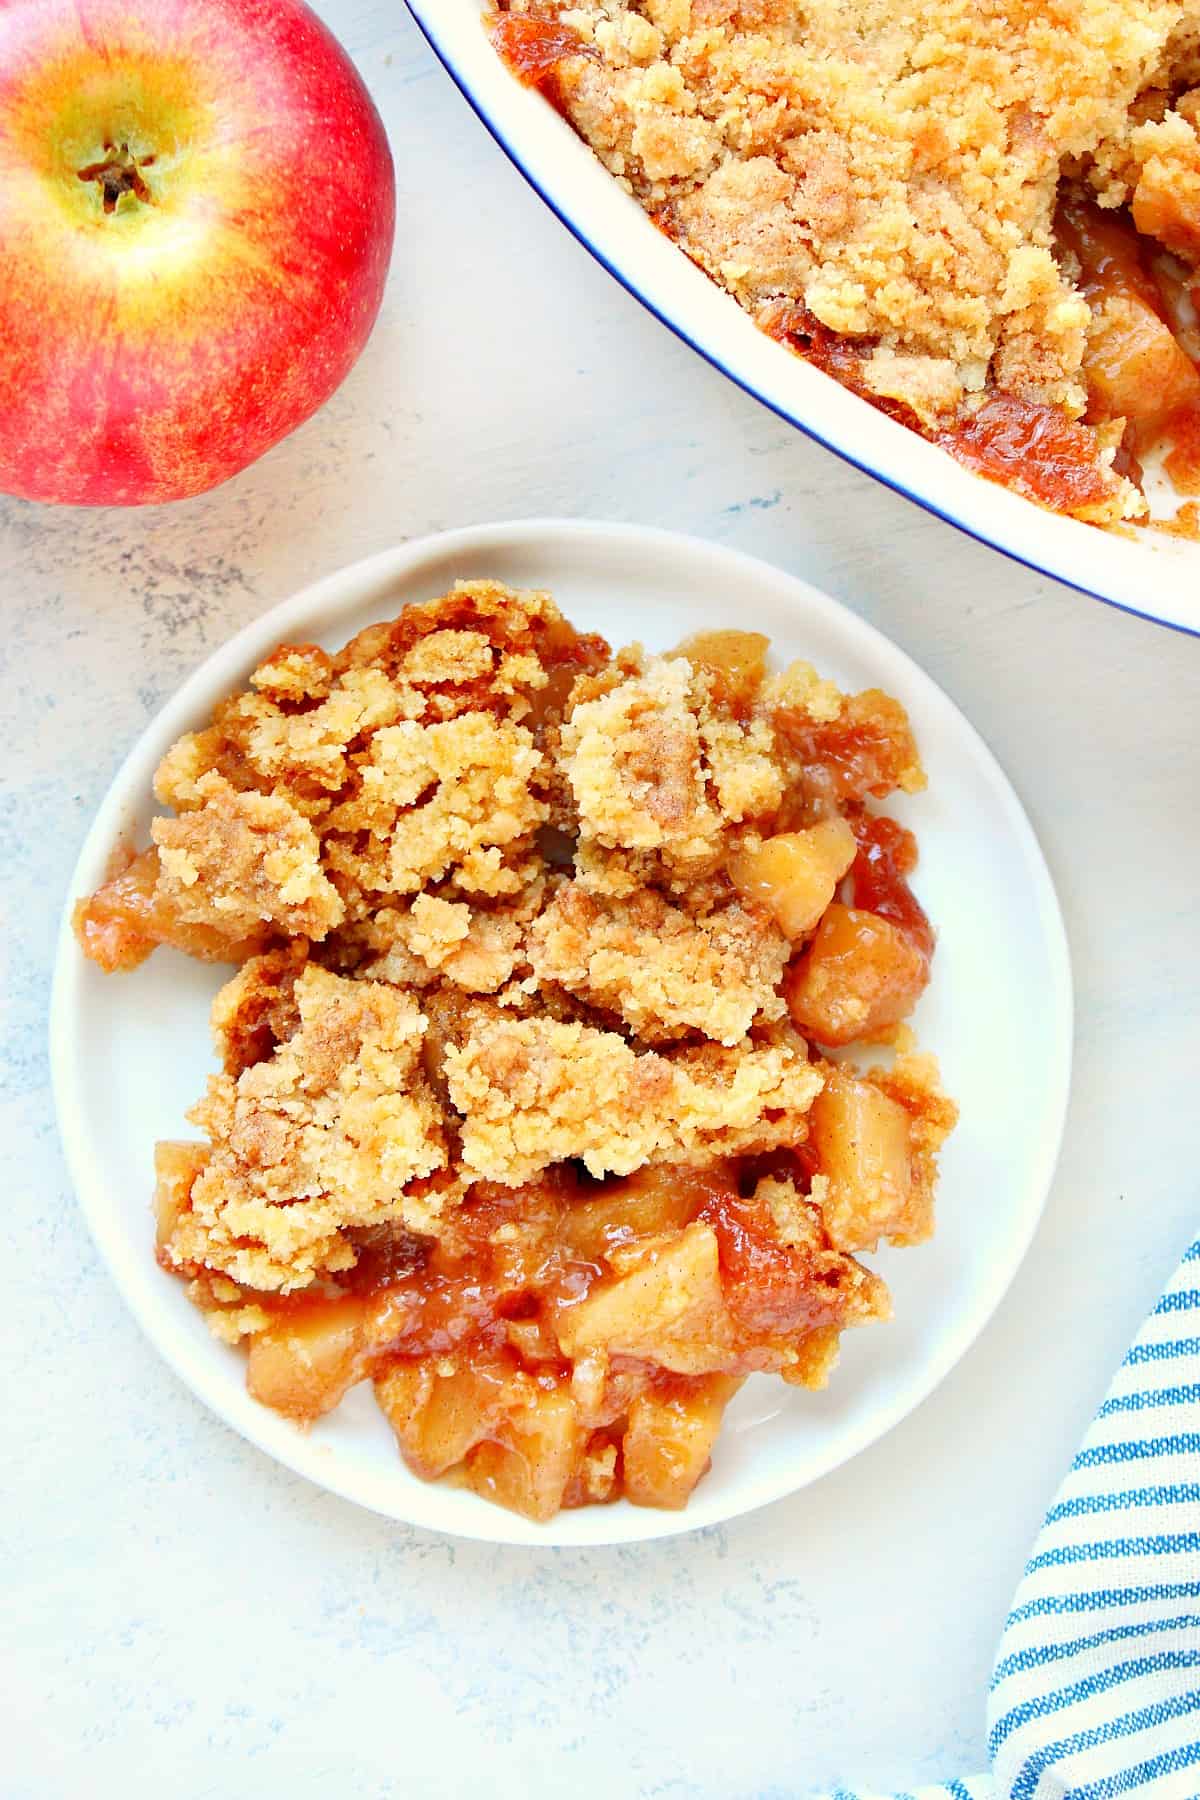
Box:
(403, 0, 1200, 643)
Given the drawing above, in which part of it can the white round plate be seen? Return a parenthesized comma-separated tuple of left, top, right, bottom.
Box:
(407, 0, 1200, 639)
(52, 520, 1072, 1545)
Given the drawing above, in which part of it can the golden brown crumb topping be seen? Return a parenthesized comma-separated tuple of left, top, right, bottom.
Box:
(78, 585, 956, 1519)
(153, 774, 345, 944)
(163, 964, 449, 1293)
(527, 879, 788, 1042)
(444, 1011, 823, 1182)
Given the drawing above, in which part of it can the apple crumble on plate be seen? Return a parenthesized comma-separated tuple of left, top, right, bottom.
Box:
(490, 0, 1200, 523)
(76, 582, 955, 1520)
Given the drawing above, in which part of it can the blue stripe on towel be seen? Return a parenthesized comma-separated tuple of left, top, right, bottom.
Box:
(1045, 1484, 1200, 1523)
(1073, 1433, 1200, 1469)
(1098, 1383, 1200, 1416)
(1025, 1532, 1200, 1572)
(1152, 1288, 1200, 1316)
(1125, 1337, 1200, 1365)
(991, 1613, 1200, 1686)
(1006, 1581, 1200, 1628)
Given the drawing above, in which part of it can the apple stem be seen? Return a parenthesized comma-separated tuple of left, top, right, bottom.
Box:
(77, 142, 156, 215)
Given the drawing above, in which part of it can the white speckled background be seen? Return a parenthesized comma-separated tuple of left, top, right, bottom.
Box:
(5, 7, 1199, 1796)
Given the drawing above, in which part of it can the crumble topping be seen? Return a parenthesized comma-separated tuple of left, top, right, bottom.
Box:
(527, 879, 788, 1042)
(322, 711, 548, 900)
(562, 655, 732, 870)
(444, 1011, 822, 1181)
(152, 773, 345, 944)
(162, 964, 449, 1293)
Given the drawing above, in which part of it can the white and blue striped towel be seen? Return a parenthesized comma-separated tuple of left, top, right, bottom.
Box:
(819, 1236, 1200, 1800)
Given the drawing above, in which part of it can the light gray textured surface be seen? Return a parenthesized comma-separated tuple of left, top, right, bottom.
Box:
(4, 7, 1199, 1797)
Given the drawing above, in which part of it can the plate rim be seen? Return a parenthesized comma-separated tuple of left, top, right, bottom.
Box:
(403, 0, 1200, 643)
(50, 517, 1074, 1546)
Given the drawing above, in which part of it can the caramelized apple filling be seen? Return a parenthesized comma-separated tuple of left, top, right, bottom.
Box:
(491, 0, 1200, 523)
(78, 583, 955, 1519)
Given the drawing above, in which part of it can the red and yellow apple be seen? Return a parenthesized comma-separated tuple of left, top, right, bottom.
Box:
(0, 0, 395, 505)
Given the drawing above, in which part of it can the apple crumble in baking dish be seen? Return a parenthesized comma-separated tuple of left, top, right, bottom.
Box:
(490, 0, 1200, 524)
(75, 582, 955, 1519)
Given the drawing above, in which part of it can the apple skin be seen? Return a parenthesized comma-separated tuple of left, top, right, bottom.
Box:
(0, 0, 396, 505)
